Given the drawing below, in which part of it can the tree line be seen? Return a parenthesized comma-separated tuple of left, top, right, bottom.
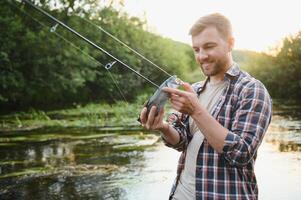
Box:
(1, 0, 300, 113)
(240, 32, 301, 100)
(0, 0, 198, 112)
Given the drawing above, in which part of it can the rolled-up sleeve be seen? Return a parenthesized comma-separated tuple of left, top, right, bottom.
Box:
(222, 81, 272, 167)
(162, 82, 202, 152)
(161, 113, 191, 152)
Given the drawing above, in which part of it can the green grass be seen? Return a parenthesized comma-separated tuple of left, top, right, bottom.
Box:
(0, 100, 145, 131)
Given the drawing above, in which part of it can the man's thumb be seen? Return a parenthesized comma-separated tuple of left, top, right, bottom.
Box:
(182, 82, 194, 93)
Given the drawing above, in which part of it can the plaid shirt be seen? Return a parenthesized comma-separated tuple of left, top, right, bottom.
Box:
(163, 63, 272, 200)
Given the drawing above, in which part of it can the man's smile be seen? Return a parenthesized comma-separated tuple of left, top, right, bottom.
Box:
(201, 62, 213, 70)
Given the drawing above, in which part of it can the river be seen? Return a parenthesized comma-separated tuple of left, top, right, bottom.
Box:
(0, 103, 300, 199)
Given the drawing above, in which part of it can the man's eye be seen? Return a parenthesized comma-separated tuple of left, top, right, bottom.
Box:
(205, 45, 215, 49)
(193, 49, 199, 53)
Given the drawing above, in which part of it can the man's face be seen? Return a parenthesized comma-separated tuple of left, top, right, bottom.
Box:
(192, 26, 232, 77)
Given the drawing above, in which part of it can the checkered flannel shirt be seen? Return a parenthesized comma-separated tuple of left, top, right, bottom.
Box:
(163, 63, 272, 200)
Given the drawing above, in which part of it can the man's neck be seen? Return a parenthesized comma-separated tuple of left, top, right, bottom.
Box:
(210, 60, 233, 84)
(209, 74, 225, 84)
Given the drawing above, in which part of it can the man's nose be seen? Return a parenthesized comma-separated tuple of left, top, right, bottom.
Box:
(196, 50, 209, 62)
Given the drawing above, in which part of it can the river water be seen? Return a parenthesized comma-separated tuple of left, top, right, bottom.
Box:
(0, 103, 300, 200)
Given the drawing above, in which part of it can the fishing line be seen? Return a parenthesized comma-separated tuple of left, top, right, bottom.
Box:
(80, 17, 173, 78)
(6, 0, 128, 102)
(9, 0, 183, 119)
(20, 0, 160, 88)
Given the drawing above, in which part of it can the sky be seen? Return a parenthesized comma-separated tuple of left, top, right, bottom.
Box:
(123, 0, 301, 52)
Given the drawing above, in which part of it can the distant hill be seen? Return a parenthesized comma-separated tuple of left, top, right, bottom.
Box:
(232, 50, 261, 67)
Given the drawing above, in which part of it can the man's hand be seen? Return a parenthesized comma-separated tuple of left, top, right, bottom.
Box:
(139, 106, 168, 131)
(163, 82, 201, 116)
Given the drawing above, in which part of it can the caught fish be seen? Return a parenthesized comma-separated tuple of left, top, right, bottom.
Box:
(138, 75, 183, 122)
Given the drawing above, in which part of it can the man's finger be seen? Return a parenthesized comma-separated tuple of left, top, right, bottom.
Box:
(182, 82, 195, 93)
(146, 106, 156, 129)
(170, 95, 185, 104)
(170, 94, 180, 101)
(154, 107, 164, 125)
(170, 100, 183, 109)
(163, 87, 187, 96)
(140, 107, 148, 124)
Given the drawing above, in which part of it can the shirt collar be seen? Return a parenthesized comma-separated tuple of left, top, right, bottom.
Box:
(225, 62, 240, 78)
(197, 63, 240, 94)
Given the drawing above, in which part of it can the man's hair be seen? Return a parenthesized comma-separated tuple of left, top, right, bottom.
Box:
(189, 13, 232, 40)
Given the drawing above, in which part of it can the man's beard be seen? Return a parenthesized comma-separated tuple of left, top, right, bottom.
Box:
(200, 59, 226, 77)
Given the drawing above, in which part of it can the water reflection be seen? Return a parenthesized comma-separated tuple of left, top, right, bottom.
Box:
(267, 139, 301, 152)
(266, 103, 301, 152)
(0, 130, 159, 199)
(0, 102, 301, 199)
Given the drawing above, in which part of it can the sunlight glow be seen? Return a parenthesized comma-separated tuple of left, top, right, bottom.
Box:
(123, 0, 301, 52)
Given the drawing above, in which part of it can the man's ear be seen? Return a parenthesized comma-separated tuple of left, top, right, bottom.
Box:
(228, 37, 235, 52)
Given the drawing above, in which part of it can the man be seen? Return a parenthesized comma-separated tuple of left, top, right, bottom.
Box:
(139, 13, 272, 200)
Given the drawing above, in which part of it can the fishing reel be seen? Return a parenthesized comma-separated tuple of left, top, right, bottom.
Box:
(138, 75, 183, 122)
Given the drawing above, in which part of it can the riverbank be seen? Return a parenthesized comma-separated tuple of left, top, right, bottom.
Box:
(0, 101, 144, 132)
(0, 102, 300, 199)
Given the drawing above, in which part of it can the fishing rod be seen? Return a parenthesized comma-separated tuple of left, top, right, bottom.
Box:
(20, 0, 160, 88)
(13, 0, 184, 117)
(80, 17, 173, 78)
(6, 0, 129, 102)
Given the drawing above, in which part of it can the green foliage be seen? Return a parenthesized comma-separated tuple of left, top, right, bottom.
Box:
(0, 0, 196, 112)
(242, 32, 301, 100)
(4, 0, 299, 113)
(0, 100, 143, 130)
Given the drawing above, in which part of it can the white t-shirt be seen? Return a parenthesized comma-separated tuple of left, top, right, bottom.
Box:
(172, 80, 227, 200)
